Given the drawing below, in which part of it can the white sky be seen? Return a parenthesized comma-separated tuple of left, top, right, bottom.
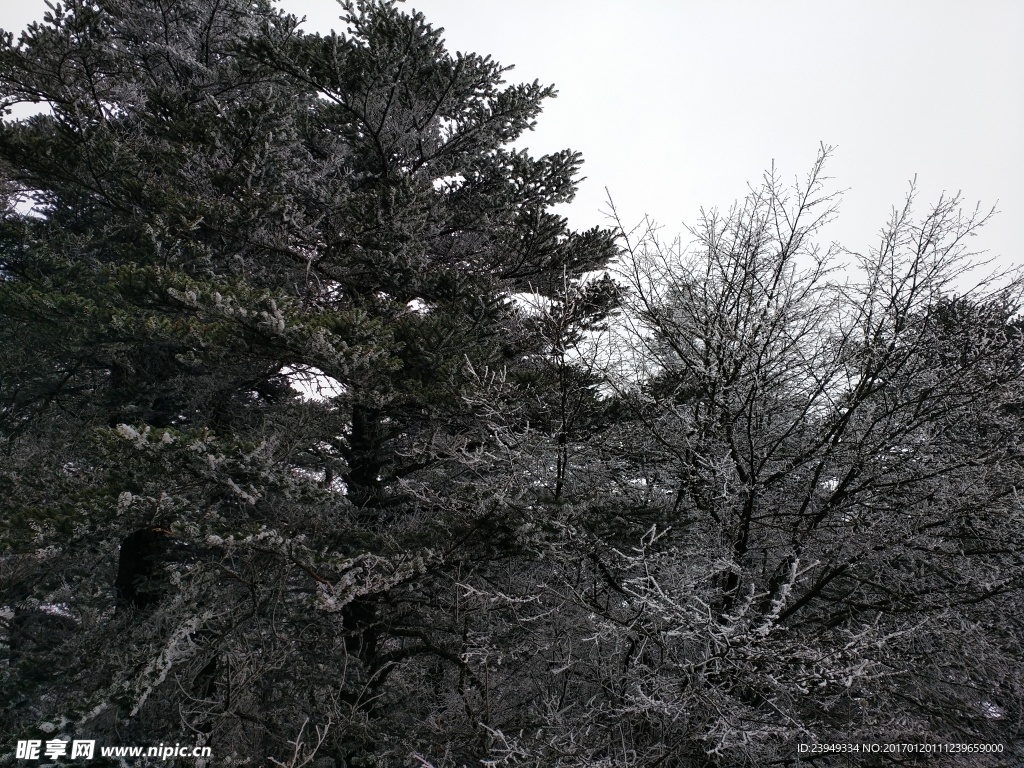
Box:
(4, 1, 1022, 270)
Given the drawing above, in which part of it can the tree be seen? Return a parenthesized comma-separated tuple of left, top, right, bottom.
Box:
(0, 0, 617, 763)
(565, 147, 1024, 764)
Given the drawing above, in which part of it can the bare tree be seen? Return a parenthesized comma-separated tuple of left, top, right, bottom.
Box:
(563, 146, 1024, 764)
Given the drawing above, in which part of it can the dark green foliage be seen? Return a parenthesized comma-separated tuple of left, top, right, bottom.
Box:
(0, 1, 616, 763)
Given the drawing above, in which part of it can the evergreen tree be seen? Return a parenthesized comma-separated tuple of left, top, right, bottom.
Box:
(0, 1, 617, 762)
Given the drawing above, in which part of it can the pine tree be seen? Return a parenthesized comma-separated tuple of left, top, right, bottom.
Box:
(0, 1, 617, 762)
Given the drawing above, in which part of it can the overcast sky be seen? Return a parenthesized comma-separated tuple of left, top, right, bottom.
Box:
(5, 1, 1022, 271)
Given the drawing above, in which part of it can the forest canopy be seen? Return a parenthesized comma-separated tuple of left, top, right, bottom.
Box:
(1, 1, 1021, 766)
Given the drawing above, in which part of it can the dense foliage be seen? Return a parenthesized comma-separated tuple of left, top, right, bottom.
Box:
(1, 2, 1021, 766)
